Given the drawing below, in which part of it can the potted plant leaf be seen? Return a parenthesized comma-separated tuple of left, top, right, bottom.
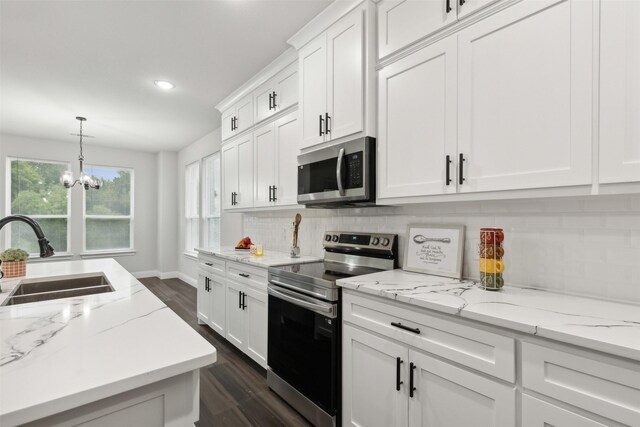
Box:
(0, 248, 30, 278)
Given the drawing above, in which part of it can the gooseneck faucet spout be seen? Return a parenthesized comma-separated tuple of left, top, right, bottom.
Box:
(0, 215, 55, 260)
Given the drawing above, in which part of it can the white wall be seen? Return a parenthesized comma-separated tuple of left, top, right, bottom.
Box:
(176, 128, 242, 284)
(157, 151, 179, 277)
(244, 195, 640, 304)
(0, 133, 159, 274)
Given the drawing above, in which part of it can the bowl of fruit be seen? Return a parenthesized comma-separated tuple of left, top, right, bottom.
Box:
(235, 236, 253, 250)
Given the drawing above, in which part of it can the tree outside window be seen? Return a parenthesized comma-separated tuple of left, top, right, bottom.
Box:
(7, 158, 70, 254)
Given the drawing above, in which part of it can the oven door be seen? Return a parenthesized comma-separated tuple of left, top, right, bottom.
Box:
(297, 137, 375, 206)
(267, 283, 339, 415)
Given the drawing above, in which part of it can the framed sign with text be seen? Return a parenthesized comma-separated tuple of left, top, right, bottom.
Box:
(403, 224, 465, 279)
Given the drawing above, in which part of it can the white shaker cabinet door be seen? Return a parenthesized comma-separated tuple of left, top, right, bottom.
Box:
(221, 108, 236, 141)
(377, 0, 457, 59)
(457, 0, 592, 193)
(221, 142, 238, 210)
(254, 80, 277, 125)
(408, 349, 516, 427)
(274, 111, 300, 207)
(521, 395, 609, 427)
(235, 95, 254, 135)
(599, 0, 640, 184)
(456, 0, 500, 19)
(197, 273, 211, 325)
(299, 35, 328, 150)
(244, 287, 268, 368)
(274, 61, 298, 113)
(378, 36, 457, 199)
(208, 274, 226, 336)
(253, 123, 276, 207)
(327, 8, 364, 142)
(235, 134, 254, 209)
(343, 325, 409, 427)
(225, 281, 246, 351)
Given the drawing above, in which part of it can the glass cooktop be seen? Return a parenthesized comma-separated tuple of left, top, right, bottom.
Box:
(271, 261, 382, 285)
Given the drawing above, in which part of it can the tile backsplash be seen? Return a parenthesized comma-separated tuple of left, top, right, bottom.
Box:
(244, 195, 640, 304)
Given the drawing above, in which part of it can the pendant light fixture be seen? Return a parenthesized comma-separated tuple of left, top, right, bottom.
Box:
(60, 117, 102, 190)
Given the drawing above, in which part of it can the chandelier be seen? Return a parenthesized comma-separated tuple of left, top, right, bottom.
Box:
(60, 117, 102, 190)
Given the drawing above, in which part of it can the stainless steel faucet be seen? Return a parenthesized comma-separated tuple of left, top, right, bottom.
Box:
(0, 215, 55, 279)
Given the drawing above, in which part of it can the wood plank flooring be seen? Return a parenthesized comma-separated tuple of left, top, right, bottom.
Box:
(139, 277, 311, 427)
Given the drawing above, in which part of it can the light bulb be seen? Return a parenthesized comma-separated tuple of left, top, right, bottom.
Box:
(60, 171, 74, 188)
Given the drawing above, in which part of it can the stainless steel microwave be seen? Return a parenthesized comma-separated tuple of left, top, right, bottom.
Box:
(297, 137, 376, 208)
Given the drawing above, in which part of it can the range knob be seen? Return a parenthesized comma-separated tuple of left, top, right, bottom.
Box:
(325, 234, 332, 242)
(371, 237, 380, 245)
(332, 235, 339, 242)
(380, 237, 390, 246)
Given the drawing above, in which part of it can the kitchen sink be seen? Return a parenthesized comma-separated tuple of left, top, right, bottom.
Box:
(1, 274, 114, 306)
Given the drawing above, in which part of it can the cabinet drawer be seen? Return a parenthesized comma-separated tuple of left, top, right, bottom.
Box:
(343, 291, 515, 381)
(522, 394, 609, 427)
(199, 256, 225, 275)
(226, 262, 268, 291)
(522, 342, 640, 426)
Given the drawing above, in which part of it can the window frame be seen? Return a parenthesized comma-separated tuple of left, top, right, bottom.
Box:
(5, 156, 72, 257)
(82, 164, 135, 255)
(184, 160, 200, 257)
(201, 152, 221, 248)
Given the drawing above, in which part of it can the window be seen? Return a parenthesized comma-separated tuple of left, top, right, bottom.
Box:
(202, 153, 221, 247)
(6, 158, 70, 255)
(185, 161, 200, 255)
(84, 165, 134, 252)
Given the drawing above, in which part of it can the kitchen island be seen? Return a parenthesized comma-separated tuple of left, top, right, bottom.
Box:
(0, 259, 216, 427)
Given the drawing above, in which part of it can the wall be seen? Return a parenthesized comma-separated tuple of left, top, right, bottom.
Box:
(177, 128, 242, 284)
(244, 195, 640, 304)
(0, 133, 159, 274)
(157, 151, 179, 277)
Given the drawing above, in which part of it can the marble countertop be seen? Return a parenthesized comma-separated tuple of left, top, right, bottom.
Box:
(0, 259, 216, 426)
(196, 246, 321, 267)
(337, 269, 640, 362)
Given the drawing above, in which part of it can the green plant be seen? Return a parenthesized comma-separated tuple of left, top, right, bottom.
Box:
(0, 248, 30, 262)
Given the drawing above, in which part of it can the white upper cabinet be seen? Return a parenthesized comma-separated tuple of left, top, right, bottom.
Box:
(378, 0, 457, 59)
(378, 36, 457, 199)
(377, 0, 499, 59)
(253, 123, 277, 207)
(599, 0, 640, 184)
(254, 61, 298, 125)
(299, 34, 328, 149)
(222, 134, 254, 210)
(457, 0, 592, 193)
(299, 7, 365, 150)
(221, 94, 254, 141)
(274, 112, 300, 206)
(221, 142, 238, 210)
(327, 9, 364, 141)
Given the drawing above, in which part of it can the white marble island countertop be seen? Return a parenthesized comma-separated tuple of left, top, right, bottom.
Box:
(0, 259, 216, 426)
(337, 269, 640, 362)
(197, 246, 320, 267)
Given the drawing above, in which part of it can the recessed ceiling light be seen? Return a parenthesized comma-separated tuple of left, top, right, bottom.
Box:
(154, 80, 175, 90)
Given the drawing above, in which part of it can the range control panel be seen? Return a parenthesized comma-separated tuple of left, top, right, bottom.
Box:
(322, 231, 397, 251)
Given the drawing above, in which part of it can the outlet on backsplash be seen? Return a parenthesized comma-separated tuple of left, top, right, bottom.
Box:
(243, 195, 640, 304)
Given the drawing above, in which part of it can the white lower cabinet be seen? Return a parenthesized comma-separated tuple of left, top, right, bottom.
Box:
(343, 324, 515, 427)
(198, 255, 268, 368)
(225, 279, 268, 368)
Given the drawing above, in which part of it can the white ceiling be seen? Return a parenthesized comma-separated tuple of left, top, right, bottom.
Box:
(0, 0, 330, 152)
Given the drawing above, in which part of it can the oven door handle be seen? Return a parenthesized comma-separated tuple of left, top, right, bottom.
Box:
(268, 285, 337, 318)
(269, 279, 329, 300)
(336, 147, 345, 196)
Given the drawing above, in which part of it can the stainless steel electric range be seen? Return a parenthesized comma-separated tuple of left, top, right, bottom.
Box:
(267, 231, 399, 427)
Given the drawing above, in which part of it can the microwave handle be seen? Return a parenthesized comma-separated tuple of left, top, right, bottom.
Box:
(336, 147, 345, 196)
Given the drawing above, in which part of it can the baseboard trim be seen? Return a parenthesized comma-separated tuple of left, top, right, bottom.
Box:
(177, 273, 197, 287)
(132, 270, 160, 279)
(159, 271, 180, 280)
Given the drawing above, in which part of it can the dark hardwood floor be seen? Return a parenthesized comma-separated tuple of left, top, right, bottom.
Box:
(139, 277, 311, 427)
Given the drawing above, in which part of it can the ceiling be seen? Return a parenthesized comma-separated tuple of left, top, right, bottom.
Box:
(0, 0, 330, 152)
